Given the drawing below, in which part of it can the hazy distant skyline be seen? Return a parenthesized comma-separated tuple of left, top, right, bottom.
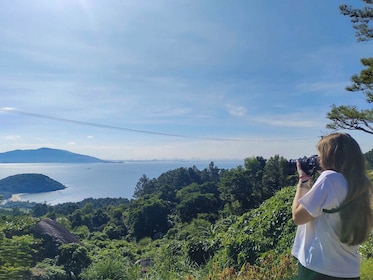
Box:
(1, 0, 372, 160)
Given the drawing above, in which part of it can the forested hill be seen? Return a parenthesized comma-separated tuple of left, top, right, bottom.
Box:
(0, 147, 108, 163)
(0, 173, 66, 199)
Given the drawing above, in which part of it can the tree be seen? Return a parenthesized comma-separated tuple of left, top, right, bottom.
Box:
(262, 155, 290, 199)
(176, 183, 221, 223)
(327, 1, 373, 133)
(156, 167, 203, 203)
(32, 203, 50, 217)
(219, 157, 266, 215)
(91, 209, 110, 231)
(201, 162, 221, 183)
(57, 243, 91, 278)
(340, 0, 373, 42)
(127, 197, 170, 241)
(133, 175, 157, 199)
(0, 234, 41, 279)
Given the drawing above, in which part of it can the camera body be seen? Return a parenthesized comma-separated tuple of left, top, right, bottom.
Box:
(288, 155, 320, 175)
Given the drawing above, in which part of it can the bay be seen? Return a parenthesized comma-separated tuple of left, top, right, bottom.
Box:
(0, 160, 243, 205)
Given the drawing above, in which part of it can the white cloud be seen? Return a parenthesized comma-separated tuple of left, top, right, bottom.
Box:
(4, 135, 21, 141)
(226, 104, 247, 118)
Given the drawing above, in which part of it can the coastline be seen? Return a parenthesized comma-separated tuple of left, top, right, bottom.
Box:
(10, 194, 23, 202)
(0, 161, 243, 205)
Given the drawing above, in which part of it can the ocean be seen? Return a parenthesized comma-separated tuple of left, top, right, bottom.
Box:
(0, 160, 243, 205)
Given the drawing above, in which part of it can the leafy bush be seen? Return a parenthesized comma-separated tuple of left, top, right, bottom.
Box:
(0, 234, 42, 279)
(127, 197, 170, 241)
(360, 231, 373, 259)
(219, 186, 296, 268)
(30, 259, 67, 280)
(80, 252, 140, 280)
(187, 237, 219, 266)
(57, 243, 91, 278)
(361, 258, 373, 280)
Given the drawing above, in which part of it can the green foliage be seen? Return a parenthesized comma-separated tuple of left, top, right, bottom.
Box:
(30, 259, 67, 280)
(134, 174, 156, 198)
(32, 203, 50, 217)
(73, 225, 91, 240)
(187, 237, 219, 266)
(0, 234, 41, 279)
(220, 186, 296, 268)
(327, 1, 373, 134)
(219, 165, 261, 215)
(340, 0, 373, 42)
(133, 163, 224, 203)
(219, 156, 290, 215)
(80, 252, 139, 280)
(176, 183, 221, 223)
(48, 197, 129, 217)
(0, 216, 41, 278)
(360, 231, 373, 259)
(103, 222, 127, 240)
(262, 155, 291, 199)
(1, 215, 36, 237)
(200, 162, 222, 183)
(91, 208, 110, 231)
(361, 258, 373, 280)
(57, 243, 91, 278)
(127, 197, 170, 241)
(327, 104, 373, 135)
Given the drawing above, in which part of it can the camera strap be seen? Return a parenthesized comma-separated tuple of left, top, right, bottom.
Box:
(322, 199, 354, 214)
(310, 166, 318, 177)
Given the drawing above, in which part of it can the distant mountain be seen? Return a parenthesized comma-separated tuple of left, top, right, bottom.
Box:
(0, 173, 66, 199)
(0, 147, 107, 163)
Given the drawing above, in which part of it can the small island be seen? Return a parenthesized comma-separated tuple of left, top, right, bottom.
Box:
(0, 174, 66, 199)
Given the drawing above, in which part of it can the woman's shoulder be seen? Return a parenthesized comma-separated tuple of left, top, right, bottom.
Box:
(319, 170, 346, 185)
(320, 170, 339, 176)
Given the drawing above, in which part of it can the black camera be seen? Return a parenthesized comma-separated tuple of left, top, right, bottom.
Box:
(288, 155, 320, 176)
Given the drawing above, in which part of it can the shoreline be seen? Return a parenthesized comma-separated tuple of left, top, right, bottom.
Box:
(10, 193, 23, 202)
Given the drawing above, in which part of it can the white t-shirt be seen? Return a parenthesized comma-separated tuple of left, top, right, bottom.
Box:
(291, 170, 360, 278)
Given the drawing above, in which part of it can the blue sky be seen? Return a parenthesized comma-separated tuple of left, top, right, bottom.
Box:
(0, 0, 372, 161)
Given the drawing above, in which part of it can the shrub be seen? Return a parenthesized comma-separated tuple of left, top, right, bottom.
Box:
(220, 186, 296, 268)
(30, 259, 67, 280)
(361, 257, 373, 280)
(57, 243, 91, 278)
(80, 253, 139, 280)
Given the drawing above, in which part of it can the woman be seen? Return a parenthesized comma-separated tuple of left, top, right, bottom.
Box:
(292, 133, 373, 279)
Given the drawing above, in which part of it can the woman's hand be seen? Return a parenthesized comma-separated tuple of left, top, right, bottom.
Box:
(292, 160, 314, 225)
(296, 160, 311, 187)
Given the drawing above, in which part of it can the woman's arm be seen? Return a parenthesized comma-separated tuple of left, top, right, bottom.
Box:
(292, 161, 315, 225)
(292, 180, 314, 225)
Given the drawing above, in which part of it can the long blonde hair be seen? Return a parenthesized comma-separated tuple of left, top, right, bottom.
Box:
(317, 133, 373, 245)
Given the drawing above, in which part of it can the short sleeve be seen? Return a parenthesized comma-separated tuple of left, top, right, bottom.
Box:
(299, 171, 345, 217)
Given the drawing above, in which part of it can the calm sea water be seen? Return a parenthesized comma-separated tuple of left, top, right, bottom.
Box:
(0, 160, 242, 205)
